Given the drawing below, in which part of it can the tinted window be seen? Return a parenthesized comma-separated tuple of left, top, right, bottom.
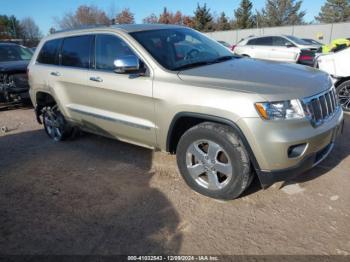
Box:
(247, 39, 257, 45)
(0, 45, 33, 62)
(61, 35, 93, 68)
(255, 37, 272, 46)
(131, 28, 233, 71)
(272, 37, 292, 46)
(286, 35, 310, 45)
(95, 34, 134, 71)
(37, 39, 61, 64)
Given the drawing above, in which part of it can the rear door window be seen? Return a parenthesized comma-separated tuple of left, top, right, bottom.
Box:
(37, 39, 62, 65)
(254, 37, 273, 46)
(61, 35, 93, 68)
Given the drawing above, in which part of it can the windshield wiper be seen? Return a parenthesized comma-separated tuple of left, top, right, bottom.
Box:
(209, 55, 234, 63)
(174, 56, 235, 71)
(173, 61, 212, 71)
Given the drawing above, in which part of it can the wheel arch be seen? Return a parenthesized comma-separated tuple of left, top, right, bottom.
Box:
(166, 112, 261, 173)
(34, 91, 57, 124)
(334, 76, 350, 88)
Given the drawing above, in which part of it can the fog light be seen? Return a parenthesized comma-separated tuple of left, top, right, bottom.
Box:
(288, 143, 307, 158)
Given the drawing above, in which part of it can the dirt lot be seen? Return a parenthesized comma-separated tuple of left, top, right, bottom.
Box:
(0, 107, 349, 256)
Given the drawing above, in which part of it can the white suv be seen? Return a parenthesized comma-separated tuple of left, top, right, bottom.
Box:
(234, 35, 319, 63)
(316, 46, 350, 111)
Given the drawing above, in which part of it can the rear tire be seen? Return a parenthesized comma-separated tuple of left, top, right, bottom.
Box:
(43, 105, 73, 141)
(176, 122, 253, 200)
(336, 80, 350, 112)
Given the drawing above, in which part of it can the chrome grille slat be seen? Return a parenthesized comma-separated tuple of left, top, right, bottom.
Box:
(325, 92, 333, 113)
(303, 87, 340, 127)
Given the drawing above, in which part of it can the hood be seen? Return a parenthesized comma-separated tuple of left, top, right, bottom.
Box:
(177, 57, 332, 101)
(0, 60, 29, 74)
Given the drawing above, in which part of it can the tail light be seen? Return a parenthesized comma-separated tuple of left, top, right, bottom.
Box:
(299, 55, 313, 61)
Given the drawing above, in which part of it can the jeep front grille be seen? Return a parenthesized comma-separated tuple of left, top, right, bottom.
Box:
(302, 88, 340, 127)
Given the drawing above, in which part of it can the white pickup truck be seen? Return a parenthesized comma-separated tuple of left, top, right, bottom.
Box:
(315, 47, 350, 111)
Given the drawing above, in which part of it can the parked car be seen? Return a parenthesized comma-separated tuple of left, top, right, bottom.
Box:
(28, 25, 344, 199)
(217, 40, 234, 51)
(321, 38, 350, 54)
(0, 42, 33, 105)
(315, 46, 350, 111)
(234, 35, 319, 63)
(297, 49, 316, 66)
(301, 38, 323, 47)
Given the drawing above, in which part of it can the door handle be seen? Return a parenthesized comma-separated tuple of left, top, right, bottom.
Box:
(50, 71, 61, 76)
(89, 76, 103, 82)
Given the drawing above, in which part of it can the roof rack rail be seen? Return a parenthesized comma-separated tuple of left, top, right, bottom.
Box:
(53, 24, 109, 34)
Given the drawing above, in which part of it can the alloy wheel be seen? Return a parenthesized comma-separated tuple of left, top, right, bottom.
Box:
(338, 84, 350, 110)
(44, 106, 64, 141)
(185, 140, 233, 191)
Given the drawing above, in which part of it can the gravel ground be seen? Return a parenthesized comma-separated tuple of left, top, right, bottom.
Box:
(0, 107, 349, 256)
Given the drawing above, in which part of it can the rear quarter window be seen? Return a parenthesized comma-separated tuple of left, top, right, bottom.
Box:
(37, 39, 62, 65)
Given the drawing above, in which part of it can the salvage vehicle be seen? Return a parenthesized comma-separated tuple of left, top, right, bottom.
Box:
(234, 35, 319, 63)
(0, 42, 33, 105)
(321, 38, 350, 54)
(315, 46, 350, 111)
(28, 25, 344, 199)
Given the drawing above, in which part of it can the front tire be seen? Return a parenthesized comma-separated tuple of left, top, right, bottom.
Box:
(43, 105, 73, 141)
(176, 122, 253, 200)
(336, 80, 350, 112)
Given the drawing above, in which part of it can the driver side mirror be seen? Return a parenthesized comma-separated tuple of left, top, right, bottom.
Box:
(285, 42, 295, 48)
(114, 55, 140, 74)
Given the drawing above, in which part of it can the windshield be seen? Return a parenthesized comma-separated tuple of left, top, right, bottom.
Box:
(286, 35, 311, 46)
(130, 28, 234, 71)
(302, 39, 322, 45)
(0, 45, 33, 62)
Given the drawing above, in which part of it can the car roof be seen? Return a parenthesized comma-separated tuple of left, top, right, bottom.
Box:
(53, 24, 186, 35)
(111, 24, 186, 32)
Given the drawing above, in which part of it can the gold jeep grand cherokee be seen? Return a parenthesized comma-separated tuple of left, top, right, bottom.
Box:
(28, 24, 344, 199)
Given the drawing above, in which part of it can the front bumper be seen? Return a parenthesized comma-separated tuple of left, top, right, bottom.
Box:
(237, 108, 344, 188)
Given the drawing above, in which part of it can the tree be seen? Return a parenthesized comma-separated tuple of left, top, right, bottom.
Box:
(172, 11, 184, 25)
(49, 27, 56, 35)
(158, 7, 173, 24)
(55, 5, 110, 30)
(216, 12, 231, 30)
(20, 17, 42, 45)
(316, 0, 350, 23)
(260, 0, 305, 26)
(142, 13, 158, 24)
(0, 15, 22, 39)
(193, 3, 214, 31)
(115, 8, 135, 24)
(183, 15, 195, 28)
(234, 0, 254, 29)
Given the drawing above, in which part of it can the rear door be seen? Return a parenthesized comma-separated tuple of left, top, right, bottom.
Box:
(48, 34, 94, 120)
(251, 37, 273, 60)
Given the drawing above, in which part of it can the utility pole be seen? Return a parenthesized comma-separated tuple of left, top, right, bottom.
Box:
(11, 17, 17, 38)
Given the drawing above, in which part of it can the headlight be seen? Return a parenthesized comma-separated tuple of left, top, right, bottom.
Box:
(255, 99, 305, 120)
